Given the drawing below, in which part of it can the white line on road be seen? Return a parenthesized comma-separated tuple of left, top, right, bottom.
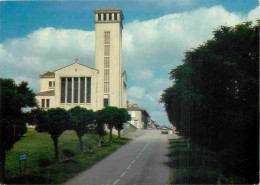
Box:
(112, 179, 119, 185)
(112, 142, 151, 185)
(120, 171, 127, 177)
(127, 164, 131, 170)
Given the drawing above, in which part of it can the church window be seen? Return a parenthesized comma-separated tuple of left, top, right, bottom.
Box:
(74, 78, 78, 103)
(46, 99, 50, 107)
(104, 57, 110, 68)
(61, 78, 66, 103)
(49, 81, 52, 87)
(104, 45, 110, 56)
(114, 13, 117, 20)
(80, 77, 85, 103)
(104, 69, 109, 82)
(41, 99, 45, 108)
(105, 32, 110, 44)
(98, 14, 101, 21)
(104, 98, 109, 107)
(67, 78, 72, 103)
(87, 77, 91, 103)
(104, 82, 109, 93)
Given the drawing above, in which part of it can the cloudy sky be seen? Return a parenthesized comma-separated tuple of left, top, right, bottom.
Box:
(0, 0, 259, 125)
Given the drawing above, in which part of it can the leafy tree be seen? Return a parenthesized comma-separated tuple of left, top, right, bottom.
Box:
(160, 21, 258, 184)
(36, 108, 68, 161)
(114, 108, 131, 138)
(69, 106, 94, 153)
(0, 79, 36, 183)
(101, 106, 119, 143)
(95, 110, 106, 146)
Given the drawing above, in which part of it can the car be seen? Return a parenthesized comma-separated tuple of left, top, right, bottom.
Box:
(161, 127, 168, 134)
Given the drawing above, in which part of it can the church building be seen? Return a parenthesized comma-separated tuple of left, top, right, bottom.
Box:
(36, 8, 127, 111)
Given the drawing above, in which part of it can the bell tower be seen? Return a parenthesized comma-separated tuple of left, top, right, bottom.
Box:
(94, 8, 124, 109)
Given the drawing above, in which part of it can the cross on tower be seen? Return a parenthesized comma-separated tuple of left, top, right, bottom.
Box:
(74, 58, 78, 63)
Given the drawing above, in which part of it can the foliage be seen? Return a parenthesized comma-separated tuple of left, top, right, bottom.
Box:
(68, 106, 95, 153)
(114, 108, 131, 138)
(35, 108, 68, 161)
(160, 22, 258, 183)
(0, 79, 36, 183)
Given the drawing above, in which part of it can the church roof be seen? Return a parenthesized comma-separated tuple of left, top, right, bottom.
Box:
(36, 90, 55, 96)
(53, 62, 98, 72)
(40, 71, 55, 78)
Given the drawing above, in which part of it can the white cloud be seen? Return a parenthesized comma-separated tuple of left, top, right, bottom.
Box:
(0, 5, 258, 125)
(247, 6, 260, 22)
(136, 69, 154, 80)
(128, 86, 146, 100)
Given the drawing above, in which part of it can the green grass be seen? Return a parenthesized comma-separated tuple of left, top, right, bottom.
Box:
(168, 138, 218, 184)
(5, 128, 130, 184)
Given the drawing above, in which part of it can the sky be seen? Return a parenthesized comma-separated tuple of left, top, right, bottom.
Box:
(0, 0, 259, 126)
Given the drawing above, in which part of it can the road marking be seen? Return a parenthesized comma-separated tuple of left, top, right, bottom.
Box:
(120, 171, 127, 177)
(127, 164, 131, 170)
(112, 179, 119, 185)
(112, 142, 151, 185)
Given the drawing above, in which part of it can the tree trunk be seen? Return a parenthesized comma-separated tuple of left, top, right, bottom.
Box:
(52, 136, 59, 162)
(0, 147, 6, 183)
(76, 132, 84, 154)
(217, 152, 221, 185)
(98, 135, 102, 147)
(118, 130, 120, 138)
(110, 127, 113, 143)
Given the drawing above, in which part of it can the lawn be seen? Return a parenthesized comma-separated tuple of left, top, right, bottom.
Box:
(5, 128, 130, 184)
(168, 138, 218, 184)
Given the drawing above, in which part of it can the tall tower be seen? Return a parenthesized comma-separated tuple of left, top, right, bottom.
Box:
(94, 8, 124, 109)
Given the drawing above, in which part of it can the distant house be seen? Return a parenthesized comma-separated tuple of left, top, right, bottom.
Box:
(127, 103, 150, 129)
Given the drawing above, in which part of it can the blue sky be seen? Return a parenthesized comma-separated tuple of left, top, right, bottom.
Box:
(0, 0, 259, 125)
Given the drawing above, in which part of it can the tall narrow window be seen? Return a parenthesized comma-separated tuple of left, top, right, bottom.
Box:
(104, 98, 109, 107)
(49, 81, 52, 87)
(104, 45, 110, 56)
(67, 78, 72, 103)
(41, 99, 45, 108)
(104, 57, 110, 68)
(98, 14, 101, 21)
(87, 77, 91, 103)
(80, 77, 85, 103)
(114, 13, 117, 20)
(104, 13, 106, 20)
(109, 13, 112, 20)
(61, 78, 66, 103)
(74, 78, 78, 103)
(46, 99, 50, 107)
(105, 32, 110, 44)
(53, 81, 55, 87)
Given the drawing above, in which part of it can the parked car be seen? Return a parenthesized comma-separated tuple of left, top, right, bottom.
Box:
(161, 127, 168, 134)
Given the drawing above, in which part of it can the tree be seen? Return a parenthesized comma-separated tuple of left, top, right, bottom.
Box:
(160, 22, 258, 183)
(95, 110, 106, 146)
(69, 106, 94, 153)
(36, 108, 68, 161)
(101, 106, 119, 143)
(114, 108, 131, 138)
(0, 79, 36, 183)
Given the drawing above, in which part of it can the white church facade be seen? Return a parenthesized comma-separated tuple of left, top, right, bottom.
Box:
(36, 8, 127, 111)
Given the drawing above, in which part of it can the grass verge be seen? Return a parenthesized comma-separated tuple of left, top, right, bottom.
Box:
(5, 128, 130, 184)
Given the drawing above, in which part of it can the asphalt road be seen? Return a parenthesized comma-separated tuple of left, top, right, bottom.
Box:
(64, 130, 179, 185)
